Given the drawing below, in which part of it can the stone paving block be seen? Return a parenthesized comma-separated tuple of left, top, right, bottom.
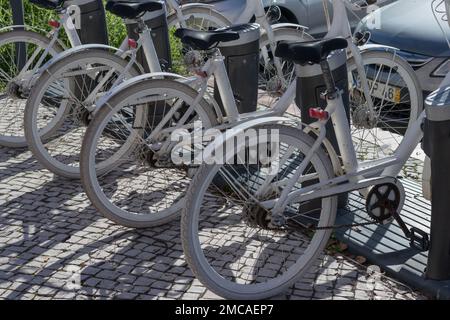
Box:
(0, 146, 428, 300)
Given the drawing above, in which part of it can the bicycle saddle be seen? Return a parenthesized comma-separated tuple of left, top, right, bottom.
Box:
(105, 1, 163, 19)
(275, 37, 348, 65)
(174, 25, 243, 51)
(29, 0, 64, 10)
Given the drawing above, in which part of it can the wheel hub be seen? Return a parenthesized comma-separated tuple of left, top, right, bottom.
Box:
(351, 102, 378, 129)
(6, 81, 24, 100)
(266, 76, 284, 97)
(242, 202, 272, 229)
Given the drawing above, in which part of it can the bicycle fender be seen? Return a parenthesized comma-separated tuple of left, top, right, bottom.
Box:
(40, 44, 125, 70)
(30, 44, 126, 86)
(301, 124, 343, 177)
(199, 116, 293, 164)
(0, 24, 48, 34)
(0, 24, 68, 50)
(178, 3, 215, 10)
(95, 72, 191, 110)
(270, 23, 309, 32)
(358, 43, 401, 54)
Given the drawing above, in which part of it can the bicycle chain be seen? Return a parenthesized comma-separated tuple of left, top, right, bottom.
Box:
(309, 220, 379, 231)
(287, 218, 379, 231)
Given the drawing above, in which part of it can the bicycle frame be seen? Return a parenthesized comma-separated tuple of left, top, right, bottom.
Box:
(16, 9, 81, 87)
(74, 19, 162, 112)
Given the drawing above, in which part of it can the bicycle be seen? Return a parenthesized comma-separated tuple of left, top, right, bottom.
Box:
(0, 0, 230, 147)
(78, 0, 421, 228)
(179, 36, 429, 299)
(23, 0, 314, 179)
(179, 0, 448, 300)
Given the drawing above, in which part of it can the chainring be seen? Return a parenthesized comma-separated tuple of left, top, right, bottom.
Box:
(365, 181, 405, 224)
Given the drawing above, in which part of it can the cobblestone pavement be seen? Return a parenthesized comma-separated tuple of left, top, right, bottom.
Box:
(0, 146, 428, 300)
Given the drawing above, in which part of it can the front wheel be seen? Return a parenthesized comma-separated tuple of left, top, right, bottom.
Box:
(181, 124, 337, 299)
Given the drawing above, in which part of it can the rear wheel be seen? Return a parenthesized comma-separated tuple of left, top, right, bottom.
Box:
(24, 49, 140, 178)
(0, 30, 62, 147)
(80, 79, 218, 227)
(182, 124, 337, 299)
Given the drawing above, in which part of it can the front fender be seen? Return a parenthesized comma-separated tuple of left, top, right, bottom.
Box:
(199, 116, 293, 164)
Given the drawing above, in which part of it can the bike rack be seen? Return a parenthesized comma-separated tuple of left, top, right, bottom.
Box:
(65, 0, 109, 45)
(331, 85, 450, 298)
(10, 0, 26, 69)
(123, 0, 172, 72)
(214, 23, 260, 114)
(423, 85, 450, 281)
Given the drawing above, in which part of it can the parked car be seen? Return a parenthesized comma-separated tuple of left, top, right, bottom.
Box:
(356, 0, 450, 94)
(187, 0, 397, 37)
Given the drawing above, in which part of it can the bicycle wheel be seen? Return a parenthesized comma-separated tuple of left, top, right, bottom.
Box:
(24, 48, 140, 178)
(347, 50, 423, 161)
(181, 124, 337, 299)
(258, 27, 313, 114)
(0, 30, 62, 147)
(80, 79, 218, 228)
(167, 6, 231, 30)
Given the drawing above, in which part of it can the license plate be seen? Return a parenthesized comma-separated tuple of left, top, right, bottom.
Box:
(355, 79, 401, 104)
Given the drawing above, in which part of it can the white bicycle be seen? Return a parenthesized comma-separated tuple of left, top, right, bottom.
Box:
(180, 36, 430, 299)
(78, 0, 421, 228)
(0, 0, 230, 147)
(180, 0, 450, 300)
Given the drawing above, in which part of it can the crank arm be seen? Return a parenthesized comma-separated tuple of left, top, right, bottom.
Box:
(391, 210, 430, 252)
(261, 175, 399, 210)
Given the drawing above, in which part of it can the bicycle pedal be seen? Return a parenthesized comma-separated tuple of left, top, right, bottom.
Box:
(409, 227, 430, 252)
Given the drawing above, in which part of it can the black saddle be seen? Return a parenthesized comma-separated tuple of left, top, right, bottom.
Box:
(175, 25, 242, 51)
(275, 37, 348, 65)
(29, 0, 64, 10)
(105, 1, 163, 19)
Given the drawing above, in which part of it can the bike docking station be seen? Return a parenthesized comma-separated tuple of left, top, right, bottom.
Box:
(65, 0, 109, 45)
(331, 81, 450, 299)
(214, 23, 260, 115)
(123, 0, 172, 72)
(121, 0, 172, 125)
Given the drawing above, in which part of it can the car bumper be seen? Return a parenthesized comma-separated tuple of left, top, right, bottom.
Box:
(363, 43, 447, 94)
